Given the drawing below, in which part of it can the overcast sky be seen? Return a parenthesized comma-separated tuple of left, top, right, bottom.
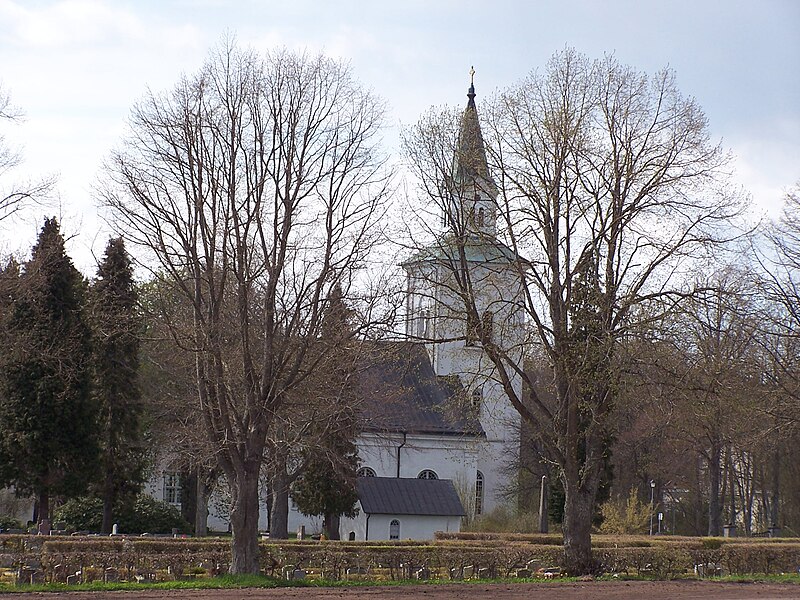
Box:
(1, 0, 798, 272)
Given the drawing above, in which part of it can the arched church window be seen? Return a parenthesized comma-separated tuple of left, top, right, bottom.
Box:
(357, 467, 376, 477)
(389, 519, 400, 540)
(417, 469, 438, 480)
(477, 207, 485, 227)
(422, 308, 432, 338)
(475, 471, 484, 516)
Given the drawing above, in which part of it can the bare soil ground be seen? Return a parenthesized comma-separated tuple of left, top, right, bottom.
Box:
(6, 581, 800, 600)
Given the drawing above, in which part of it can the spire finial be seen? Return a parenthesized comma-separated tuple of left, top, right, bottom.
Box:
(467, 66, 476, 105)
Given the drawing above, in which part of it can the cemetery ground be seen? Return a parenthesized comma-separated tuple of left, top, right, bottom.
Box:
(2, 533, 800, 597)
(3, 580, 800, 599)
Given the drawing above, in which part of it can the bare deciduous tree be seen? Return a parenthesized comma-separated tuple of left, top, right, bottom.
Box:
(403, 49, 744, 573)
(101, 41, 392, 573)
(0, 84, 54, 224)
(757, 183, 800, 429)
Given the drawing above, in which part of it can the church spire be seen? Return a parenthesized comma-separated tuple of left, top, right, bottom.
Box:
(454, 68, 495, 192)
(452, 68, 497, 236)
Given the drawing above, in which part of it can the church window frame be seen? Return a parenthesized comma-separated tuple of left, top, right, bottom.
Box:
(163, 471, 182, 505)
(477, 207, 485, 227)
(417, 469, 438, 480)
(422, 307, 432, 338)
(389, 519, 400, 540)
(475, 471, 484, 516)
(357, 466, 377, 477)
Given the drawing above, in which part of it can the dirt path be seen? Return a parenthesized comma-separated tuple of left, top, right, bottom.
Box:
(6, 581, 800, 600)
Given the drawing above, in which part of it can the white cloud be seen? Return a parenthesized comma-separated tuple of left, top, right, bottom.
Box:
(725, 116, 800, 219)
(2, 0, 142, 46)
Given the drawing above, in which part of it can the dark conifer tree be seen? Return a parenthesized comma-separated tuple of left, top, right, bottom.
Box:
(0, 218, 98, 526)
(92, 237, 146, 533)
(290, 284, 360, 539)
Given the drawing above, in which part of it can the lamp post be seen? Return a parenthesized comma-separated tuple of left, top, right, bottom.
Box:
(649, 480, 656, 536)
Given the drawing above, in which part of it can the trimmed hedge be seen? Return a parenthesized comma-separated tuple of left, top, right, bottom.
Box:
(1, 535, 800, 583)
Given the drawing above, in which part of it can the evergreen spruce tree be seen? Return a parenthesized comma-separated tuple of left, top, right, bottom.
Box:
(290, 285, 360, 539)
(92, 237, 146, 533)
(291, 432, 360, 539)
(0, 218, 99, 526)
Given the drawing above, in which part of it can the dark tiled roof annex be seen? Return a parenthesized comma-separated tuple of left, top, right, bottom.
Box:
(357, 477, 466, 516)
(358, 341, 483, 437)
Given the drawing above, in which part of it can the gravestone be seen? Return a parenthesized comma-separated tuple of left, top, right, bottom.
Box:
(414, 567, 430, 580)
(516, 568, 531, 578)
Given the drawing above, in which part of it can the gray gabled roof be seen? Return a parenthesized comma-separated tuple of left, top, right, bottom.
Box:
(357, 477, 466, 516)
(358, 342, 484, 437)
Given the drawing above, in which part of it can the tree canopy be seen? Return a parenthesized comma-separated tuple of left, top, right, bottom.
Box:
(0, 218, 98, 524)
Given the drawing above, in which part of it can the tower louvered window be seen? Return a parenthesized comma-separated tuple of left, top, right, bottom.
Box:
(475, 471, 484, 515)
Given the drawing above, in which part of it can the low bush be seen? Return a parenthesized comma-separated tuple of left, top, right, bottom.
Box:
(54, 495, 190, 534)
(463, 506, 540, 534)
(0, 515, 23, 531)
(598, 488, 652, 535)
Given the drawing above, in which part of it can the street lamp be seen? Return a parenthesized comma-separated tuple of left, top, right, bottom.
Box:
(649, 480, 656, 536)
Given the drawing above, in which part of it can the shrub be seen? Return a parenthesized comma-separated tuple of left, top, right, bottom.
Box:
(598, 488, 651, 535)
(54, 495, 190, 534)
(463, 506, 540, 534)
(119, 496, 190, 534)
(0, 514, 23, 531)
(53, 497, 104, 531)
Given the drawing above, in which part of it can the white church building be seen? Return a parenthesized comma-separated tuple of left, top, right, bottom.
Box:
(149, 78, 525, 540)
(291, 76, 525, 539)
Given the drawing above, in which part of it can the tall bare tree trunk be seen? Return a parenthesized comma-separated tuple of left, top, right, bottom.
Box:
(708, 442, 722, 536)
(101, 471, 115, 534)
(269, 467, 290, 540)
(727, 445, 737, 528)
(323, 513, 341, 540)
(37, 489, 49, 527)
(693, 455, 705, 535)
(229, 467, 261, 574)
(562, 483, 595, 574)
(195, 474, 209, 537)
(771, 449, 780, 527)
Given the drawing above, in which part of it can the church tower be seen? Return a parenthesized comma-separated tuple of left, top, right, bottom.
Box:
(403, 73, 524, 514)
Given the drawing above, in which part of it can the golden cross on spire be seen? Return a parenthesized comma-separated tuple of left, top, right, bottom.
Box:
(470, 66, 475, 85)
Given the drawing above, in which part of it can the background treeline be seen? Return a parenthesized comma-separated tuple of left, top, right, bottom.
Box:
(513, 188, 800, 537)
(0, 219, 178, 533)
